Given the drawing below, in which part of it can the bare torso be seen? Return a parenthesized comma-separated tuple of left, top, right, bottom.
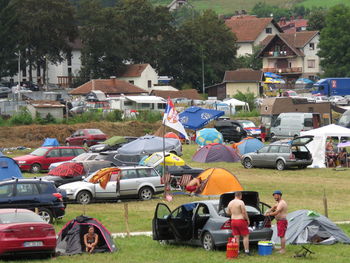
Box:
(274, 199, 288, 220)
(227, 199, 246, 220)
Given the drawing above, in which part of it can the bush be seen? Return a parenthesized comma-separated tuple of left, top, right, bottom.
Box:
(9, 108, 33, 125)
(136, 110, 162, 123)
(234, 109, 260, 117)
(233, 91, 256, 111)
(105, 110, 123, 122)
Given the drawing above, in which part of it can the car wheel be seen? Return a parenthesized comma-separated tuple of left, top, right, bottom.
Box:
(159, 240, 170, 245)
(66, 141, 70, 146)
(138, 186, 153, 201)
(76, 190, 92, 204)
(202, 232, 215, 251)
(276, 160, 286, 171)
(30, 163, 41, 173)
(38, 208, 53, 224)
(243, 158, 253, 169)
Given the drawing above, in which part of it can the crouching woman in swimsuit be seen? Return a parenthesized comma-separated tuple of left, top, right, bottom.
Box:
(84, 226, 99, 253)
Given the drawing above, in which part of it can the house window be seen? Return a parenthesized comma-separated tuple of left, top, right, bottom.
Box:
(307, 60, 316, 68)
(68, 67, 72, 76)
(265, 27, 272, 34)
(309, 43, 315, 50)
(129, 80, 134, 84)
(148, 80, 152, 88)
(67, 57, 72, 66)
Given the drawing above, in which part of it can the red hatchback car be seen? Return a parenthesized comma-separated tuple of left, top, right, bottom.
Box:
(14, 146, 86, 173)
(65, 129, 107, 147)
(0, 209, 56, 256)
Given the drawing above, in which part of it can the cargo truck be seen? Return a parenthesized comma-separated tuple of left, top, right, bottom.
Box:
(313, 78, 350, 96)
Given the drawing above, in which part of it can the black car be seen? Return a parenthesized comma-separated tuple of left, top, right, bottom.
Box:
(0, 178, 66, 223)
(90, 137, 138, 152)
(214, 120, 247, 142)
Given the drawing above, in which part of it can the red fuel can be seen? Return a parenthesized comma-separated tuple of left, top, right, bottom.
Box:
(226, 237, 239, 259)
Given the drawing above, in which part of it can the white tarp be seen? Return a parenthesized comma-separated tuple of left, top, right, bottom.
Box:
(223, 98, 250, 111)
(300, 124, 350, 168)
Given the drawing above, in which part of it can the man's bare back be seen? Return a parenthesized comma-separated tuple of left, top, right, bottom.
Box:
(227, 199, 248, 221)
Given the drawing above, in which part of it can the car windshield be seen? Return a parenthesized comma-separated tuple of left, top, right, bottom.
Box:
(288, 91, 298, 96)
(239, 121, 256, 128)
(339, 114, 350, 126)
(87, 129, 104, 134)
(30, 147, 49, 156)
(0, 212, 44, 224)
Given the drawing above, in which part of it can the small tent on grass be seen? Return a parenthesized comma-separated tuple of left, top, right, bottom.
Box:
(196, 168, 243, 196)
(56, 215, 117, 255)
(233, 137, 264, 155)
(300, 124, 350, 168)
(271, 210, 350, 245)
(0, 155, 22, 180)
(42, 138, 59, 147)
(192, 143, 240, 163)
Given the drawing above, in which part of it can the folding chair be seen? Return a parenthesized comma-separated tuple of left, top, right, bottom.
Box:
(294, 244, 315, 258)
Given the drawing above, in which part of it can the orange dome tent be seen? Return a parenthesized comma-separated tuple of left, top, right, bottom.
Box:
(164, 132, 180, 140)
(196, 168, 243, 196)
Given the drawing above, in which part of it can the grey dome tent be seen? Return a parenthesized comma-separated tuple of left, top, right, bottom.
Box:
(271, 210, 350, 245)
(56, 215, 117, 255)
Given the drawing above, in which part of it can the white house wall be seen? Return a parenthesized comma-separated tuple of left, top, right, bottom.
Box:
(301, 34, 321, 77)
(236, 43, 253, 57)
(119, 65, 159, 91)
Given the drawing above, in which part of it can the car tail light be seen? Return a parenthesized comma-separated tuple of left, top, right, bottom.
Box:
(43, 226, 56, 235)
(289, 153, 296, 160)
(220, 219, 231, 230)
(52, 193, 63, 201)
(264, 219, 271, 228)
(0, 228, 19, 237)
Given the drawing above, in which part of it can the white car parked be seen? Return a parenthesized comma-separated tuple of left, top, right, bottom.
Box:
(59, 166, 164, 204)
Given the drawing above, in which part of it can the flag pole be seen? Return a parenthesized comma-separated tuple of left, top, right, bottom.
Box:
(162, 103, 168, 199)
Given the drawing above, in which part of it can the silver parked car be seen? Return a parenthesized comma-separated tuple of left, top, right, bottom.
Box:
(152, 191, 273, 251)
(59, 166, 164, 203)
(241, 136, 313, 170)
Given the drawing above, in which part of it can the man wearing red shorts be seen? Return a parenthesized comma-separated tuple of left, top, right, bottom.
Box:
(185, 177, 201, 193)
(266, 190, 288, 254)
(227, 191, 250, 256)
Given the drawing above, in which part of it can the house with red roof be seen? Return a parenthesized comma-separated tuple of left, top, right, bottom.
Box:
(117, 64, 159, 91)
(225, 15, 283, 56)
(69, 77, 146, 97)
(258, 31, 320, 80)
(278, 18, 308, 33)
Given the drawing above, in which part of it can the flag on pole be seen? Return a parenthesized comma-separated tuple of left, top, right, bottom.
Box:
(163, 98, 189, 140)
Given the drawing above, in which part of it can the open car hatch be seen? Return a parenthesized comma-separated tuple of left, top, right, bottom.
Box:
(291, 135, 314, 146)
(219, 191, 260, 212)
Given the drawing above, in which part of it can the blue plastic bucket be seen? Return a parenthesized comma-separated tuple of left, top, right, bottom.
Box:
(258, 241, 273, 256)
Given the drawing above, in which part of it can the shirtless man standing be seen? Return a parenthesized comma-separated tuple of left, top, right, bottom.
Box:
(226, 191, 250, 256)
(266, 190, 288, 254)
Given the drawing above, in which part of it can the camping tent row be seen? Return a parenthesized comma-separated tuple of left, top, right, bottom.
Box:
(300, 124, 350, 168)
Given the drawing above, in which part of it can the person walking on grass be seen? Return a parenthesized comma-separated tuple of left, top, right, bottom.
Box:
(266, 190, 288, 254)
(227, 191, 250, 256)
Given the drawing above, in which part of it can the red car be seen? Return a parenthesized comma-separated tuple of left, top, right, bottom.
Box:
(14, 146, 86, 173)
(65, 129, 107, 147)
(0, 209, 56, 256)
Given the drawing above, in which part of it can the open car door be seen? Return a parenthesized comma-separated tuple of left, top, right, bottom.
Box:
(152, 203, 174, 240)
(168, 203, 197, 241)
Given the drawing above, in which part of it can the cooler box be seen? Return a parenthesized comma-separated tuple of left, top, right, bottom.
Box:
(258, 241, 273, 256)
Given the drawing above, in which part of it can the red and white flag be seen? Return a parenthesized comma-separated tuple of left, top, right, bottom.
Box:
(163, 98, 189, 140)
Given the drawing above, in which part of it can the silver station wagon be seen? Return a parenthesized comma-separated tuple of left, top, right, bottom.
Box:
(59, 166, 164, 203)
(241, 136, 314, 170)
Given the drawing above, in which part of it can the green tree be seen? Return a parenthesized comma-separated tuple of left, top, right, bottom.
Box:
(78, 0, 128, 78)
(8, 0, 78, 82)
(0, 0, 17, 79)
(251, 2, 291, 21)
(318, 4, 350, 77)
(235, 45, 263, 70)
(159, 10, 237, 90)
(307, 8, 327, 31)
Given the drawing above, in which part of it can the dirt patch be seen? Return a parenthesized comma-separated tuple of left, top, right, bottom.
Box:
(0, 121, 161, 148)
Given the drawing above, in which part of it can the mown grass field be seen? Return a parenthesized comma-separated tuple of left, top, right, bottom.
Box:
(4, 144, 350, 262)
(151, 0, 350, 14)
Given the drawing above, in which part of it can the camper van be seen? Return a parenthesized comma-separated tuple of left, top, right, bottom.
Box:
(270, 113, 321, 139)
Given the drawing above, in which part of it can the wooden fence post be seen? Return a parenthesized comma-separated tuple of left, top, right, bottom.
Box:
(323, 189, 328, 218)
(124, 203, 130, 237)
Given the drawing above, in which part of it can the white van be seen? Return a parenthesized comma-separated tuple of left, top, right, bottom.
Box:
(270, 112, 321, 139)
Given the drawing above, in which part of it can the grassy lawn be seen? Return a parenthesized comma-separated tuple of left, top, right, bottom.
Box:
(4, 144, 350, 262)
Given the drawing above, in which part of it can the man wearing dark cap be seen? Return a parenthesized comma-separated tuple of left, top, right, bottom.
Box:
(266, 190, 288, 254)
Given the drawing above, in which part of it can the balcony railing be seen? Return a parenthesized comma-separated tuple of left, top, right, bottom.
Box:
(263, 51, 296, 57)
(263, 67, 302, 74)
